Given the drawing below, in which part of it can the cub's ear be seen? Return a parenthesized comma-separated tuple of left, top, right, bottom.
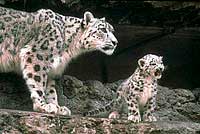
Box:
(82, 11, 94, 27)
(100, 17, 105, 21)
(138, 59, 145, 69)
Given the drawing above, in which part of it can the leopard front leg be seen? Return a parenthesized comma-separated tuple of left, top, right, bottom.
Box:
(20, 49, 60, 114)
(143, 89, 157, 122)
(127, 94, 141, 122)
(22, 67, 59, 114)
(45, 79, 71, 115)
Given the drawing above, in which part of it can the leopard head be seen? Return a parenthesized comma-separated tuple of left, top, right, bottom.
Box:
(81, 12, 118, 55)
(138, 54, 164, 79)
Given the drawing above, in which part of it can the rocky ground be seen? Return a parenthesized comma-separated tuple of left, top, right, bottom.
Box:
(0, 74, 200, 133)
(1, 109, 200, 134)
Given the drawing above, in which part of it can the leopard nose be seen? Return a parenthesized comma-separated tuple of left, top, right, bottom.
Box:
(158, 67, 164, 72)
(112, 40, 118, 46)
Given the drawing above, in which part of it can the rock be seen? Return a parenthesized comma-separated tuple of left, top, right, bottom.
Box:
(0, 74, 200, 132)
(0, 109, 200, 134)
(0, 73, 32, 111)
(191, 88, 200, 104)
(156, 86, 200, 123)
(59, 76, 115, 115)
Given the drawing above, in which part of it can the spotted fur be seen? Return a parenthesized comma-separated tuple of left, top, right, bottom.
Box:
(0, 6, 118, 115)
(84, 54, 164, 122)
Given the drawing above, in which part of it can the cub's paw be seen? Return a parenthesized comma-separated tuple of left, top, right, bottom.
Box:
(108, 111, 120, 119)
(42, 103, 59, 114)
(33, 102, 58, 114)
(58, 106, 71, 116)
(128, 115, 141, 123)
(143, 114, 157, 122)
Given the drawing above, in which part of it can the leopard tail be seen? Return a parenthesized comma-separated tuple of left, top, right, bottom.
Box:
(83, 94, 122, 117)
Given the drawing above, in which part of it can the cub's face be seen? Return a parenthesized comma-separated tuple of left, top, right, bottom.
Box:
(81, 12, 118, 55)
(138, 54, 164, 79)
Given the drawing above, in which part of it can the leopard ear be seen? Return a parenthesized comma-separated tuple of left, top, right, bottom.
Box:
(138, 59, 145, 69)
(83, 11, 94, 25)
(100, 17, 105, 21)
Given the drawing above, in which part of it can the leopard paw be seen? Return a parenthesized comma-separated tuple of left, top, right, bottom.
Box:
(43, 103, 59, 114)
(128, 115, 141, 123)
(108, 111, 120, 119)
(143, 114, 157, 122)
(58, 106, 71, 116)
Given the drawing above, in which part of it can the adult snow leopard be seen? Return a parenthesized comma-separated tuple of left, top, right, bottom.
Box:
(0, 6, 118, 115)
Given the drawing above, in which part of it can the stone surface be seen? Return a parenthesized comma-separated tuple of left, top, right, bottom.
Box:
(0, 109, 200, 134)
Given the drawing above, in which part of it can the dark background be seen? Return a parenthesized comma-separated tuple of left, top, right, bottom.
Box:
(1, 1, 200, 89)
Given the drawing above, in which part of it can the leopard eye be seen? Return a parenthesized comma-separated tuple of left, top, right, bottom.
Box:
(100, 28, 107, 33)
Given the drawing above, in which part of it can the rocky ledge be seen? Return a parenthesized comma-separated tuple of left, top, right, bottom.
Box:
(0, 109, 200, 134)
(0, 75, 200, 133)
